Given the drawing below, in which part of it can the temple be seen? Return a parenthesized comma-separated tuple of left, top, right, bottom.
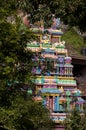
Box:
(26, 19, 85, 128)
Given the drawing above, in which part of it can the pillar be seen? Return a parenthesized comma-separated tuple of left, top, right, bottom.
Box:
(42, 96, 46, 107)
(54, 96, 59, 111)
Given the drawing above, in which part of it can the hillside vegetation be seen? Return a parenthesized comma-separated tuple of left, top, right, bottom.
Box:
(62, 28, 86, 55)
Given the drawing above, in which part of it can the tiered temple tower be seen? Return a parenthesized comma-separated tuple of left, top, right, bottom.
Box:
(27, 20, 85, 123)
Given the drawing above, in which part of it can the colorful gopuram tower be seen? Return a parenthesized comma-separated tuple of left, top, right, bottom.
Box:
(27, 19, 85, 124)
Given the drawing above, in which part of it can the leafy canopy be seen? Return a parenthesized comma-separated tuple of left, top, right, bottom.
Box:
(0, 0, 54, 130)
(16, 0, 86, 31)
(64, 109, 86, 130)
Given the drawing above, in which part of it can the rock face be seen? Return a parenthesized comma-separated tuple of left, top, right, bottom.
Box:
(23, 15, 30, 27)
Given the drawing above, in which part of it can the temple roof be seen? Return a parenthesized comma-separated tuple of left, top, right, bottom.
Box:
(42, 48, 55, 53)
(41, 88, 62, 94)
(77, 97, 85, 102)
(47, 29, 63, 35)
